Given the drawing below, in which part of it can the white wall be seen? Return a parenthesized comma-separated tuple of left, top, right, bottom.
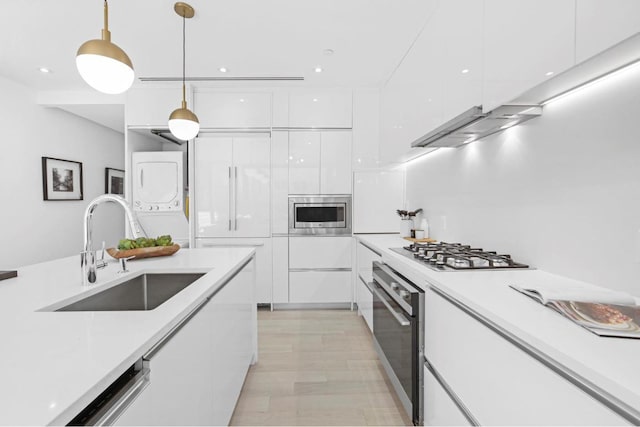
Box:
(0, 75, 125, 269)
(405, 63, 640, 295)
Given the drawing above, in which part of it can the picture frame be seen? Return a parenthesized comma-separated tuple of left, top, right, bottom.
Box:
(41, 157, 83, 201)
(105, 167, 125, 195)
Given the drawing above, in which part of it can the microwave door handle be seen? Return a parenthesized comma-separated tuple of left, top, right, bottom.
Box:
(370, 282, 410, 326)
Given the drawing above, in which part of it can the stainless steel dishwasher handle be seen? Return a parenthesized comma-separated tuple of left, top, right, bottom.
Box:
(92, 367, 150, 426)
(370, 282, 410, 326)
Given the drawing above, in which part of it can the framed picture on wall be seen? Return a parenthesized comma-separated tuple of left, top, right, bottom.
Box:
(41, 157, 83, 201)
(105, 168, 125, 195)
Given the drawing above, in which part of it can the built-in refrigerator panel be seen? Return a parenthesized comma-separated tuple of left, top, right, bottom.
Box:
(353, 169, 405, 234)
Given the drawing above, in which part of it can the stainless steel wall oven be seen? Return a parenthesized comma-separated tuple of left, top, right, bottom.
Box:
(288, 195, 352, 235)
(371, 261, 424, 425)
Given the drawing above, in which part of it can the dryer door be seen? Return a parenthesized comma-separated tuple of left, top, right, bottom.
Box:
(132, 152, 183, 212)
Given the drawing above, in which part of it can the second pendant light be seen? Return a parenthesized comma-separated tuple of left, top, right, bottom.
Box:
(168, 2, 200, 141)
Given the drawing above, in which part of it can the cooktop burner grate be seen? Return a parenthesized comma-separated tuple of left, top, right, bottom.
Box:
(392, 242, 529, 271)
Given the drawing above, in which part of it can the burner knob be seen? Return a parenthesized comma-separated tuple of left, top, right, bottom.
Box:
(399, 290, 410, 299)
(390, 282, 399, 291)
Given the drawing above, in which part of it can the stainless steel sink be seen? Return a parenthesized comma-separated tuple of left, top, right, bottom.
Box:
(57, 273, 205, 312)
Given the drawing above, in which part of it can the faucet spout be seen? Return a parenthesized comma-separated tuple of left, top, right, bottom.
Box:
(81, 194, 147, 286)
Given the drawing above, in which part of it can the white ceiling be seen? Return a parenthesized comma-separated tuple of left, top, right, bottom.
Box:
(0, 0, 434, 91)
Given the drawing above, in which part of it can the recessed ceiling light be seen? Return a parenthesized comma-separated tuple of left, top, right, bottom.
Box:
(545, 71, 554, 76)
(39, 67, 51, 74)
(314, 67, 323, 73)
(239, 98, 245, 103)
(323, 49, 334, 56)
(461, 69, 470, 74)
(313, 98, 318, 102)
(219, 67, 227, 73)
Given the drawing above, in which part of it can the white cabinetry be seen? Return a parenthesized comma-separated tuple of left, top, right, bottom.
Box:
(126, 87, 191, 127)
(194, 135, 270, 238)
(271, 132, 289, 234)
(288, 90, 352, 128)
(423, 363, 472, 426)
(482, 0, 575, 112)
(288, 131, 352, 195)
(289, 236, 352, 304)
(272, 236, 289, 303)
(114, 260, 256, 426)
(355, 240, 380, 332)
(195, 239, 272, 304)
(424, 287, 628, 425)
(575, 0, 640, 63)
(194, 92, 271, 128)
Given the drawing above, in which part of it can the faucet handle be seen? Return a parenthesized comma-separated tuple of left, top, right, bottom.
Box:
(118, 256, 136, 274)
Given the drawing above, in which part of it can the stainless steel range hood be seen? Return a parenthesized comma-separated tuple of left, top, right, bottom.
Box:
(411, 104, 542, 148)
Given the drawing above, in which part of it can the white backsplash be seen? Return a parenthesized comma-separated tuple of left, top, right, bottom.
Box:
(405, 63, 640, 295)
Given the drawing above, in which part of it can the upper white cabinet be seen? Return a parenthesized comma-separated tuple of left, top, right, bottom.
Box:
(194, 135, 270, 238)
(482, 0, 575, 112)
(288, 90, 353, 128)
(288, 132, 321, 194)
(126, 87, 191, 127)
(289, 131, 352, 194)
(352, 89, 381, 170)
(575, 0, 640, 63)
(194, 92, 271, 128)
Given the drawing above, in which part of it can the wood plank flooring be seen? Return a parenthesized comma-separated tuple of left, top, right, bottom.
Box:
(230, 309, 412, 426)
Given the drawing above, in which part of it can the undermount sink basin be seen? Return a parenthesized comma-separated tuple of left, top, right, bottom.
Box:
(56, 273, 205, 312)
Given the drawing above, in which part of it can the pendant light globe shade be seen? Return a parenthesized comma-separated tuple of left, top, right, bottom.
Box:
(76, 39, 134, 94)
(168, 107, 200, 140)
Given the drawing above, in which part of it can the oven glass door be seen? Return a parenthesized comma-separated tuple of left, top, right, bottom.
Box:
(294, 203, 346, 228)
(372, 280, 413, 401)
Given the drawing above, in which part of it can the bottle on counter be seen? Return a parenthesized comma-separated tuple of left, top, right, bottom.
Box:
(419, 218, 429, 238)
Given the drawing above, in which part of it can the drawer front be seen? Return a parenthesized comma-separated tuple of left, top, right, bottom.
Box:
(356, 276, 373, 332)
(424, 287, 629, 426)
(356, 241, 381, 284)
(289, 236, 352, 269)
(289, 271, 351, 303)
(424, 364, 472, 427)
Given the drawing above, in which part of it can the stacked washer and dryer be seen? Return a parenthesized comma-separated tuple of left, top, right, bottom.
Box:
(130, 151, 189, 247)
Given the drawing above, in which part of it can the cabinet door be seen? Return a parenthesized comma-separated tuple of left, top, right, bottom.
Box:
(271, 132, 289, 234)
(210, 258, 256, 425)
(482, 0, 575, 112)
(423, 364, 472, 426)
(233, 136, 271, 237)
(288, 132, 321, 194)
(320, 132, 352, 194)
(194, 137, 233, 237)
(289, 271, 351, 303)
(289, 236, 352, 269)
(575, 0, 640, 63)
(356, 276, 373, 332)
(288, 90, 353, 128)
(194, 92, 271, 128)
(272, 236, 289, 303)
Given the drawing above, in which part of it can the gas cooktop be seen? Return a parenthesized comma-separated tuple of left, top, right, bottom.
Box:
(391, 242, 530, 272)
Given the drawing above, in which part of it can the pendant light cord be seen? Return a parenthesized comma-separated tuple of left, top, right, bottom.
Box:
(182, 13, 186, 104)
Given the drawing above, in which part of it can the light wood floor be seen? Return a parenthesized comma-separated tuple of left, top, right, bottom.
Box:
(230, 309, 412, 426)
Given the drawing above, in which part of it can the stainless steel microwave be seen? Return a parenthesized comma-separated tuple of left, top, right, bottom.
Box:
(288, 195, 352, 235)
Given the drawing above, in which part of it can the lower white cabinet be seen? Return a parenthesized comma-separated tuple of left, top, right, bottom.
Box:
(196, 238, 272, 304)
(289, 271, 351, 304)
(356, 276, 373, 331)
(114, 259, 256, 426)
(424, 287, 629, 426)
(272, 236, 289, 303)
(423, 363, 471, 427)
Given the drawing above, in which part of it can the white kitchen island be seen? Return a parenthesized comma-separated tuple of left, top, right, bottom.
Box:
(0, 247, 257, 426)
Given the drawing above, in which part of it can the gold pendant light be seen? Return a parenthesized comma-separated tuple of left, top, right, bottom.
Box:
(76, 0, 134, 94)
(168, 2, 200, 141)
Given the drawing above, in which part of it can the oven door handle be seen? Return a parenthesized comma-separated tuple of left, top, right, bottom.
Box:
(370, 282, 411, 326)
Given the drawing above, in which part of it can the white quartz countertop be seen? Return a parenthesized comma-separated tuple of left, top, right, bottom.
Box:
(356, 234, 640, 422)
(0, 247, 255, 426)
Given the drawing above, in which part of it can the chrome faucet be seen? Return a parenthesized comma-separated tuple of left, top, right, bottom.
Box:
(81, 194, 147, 286)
